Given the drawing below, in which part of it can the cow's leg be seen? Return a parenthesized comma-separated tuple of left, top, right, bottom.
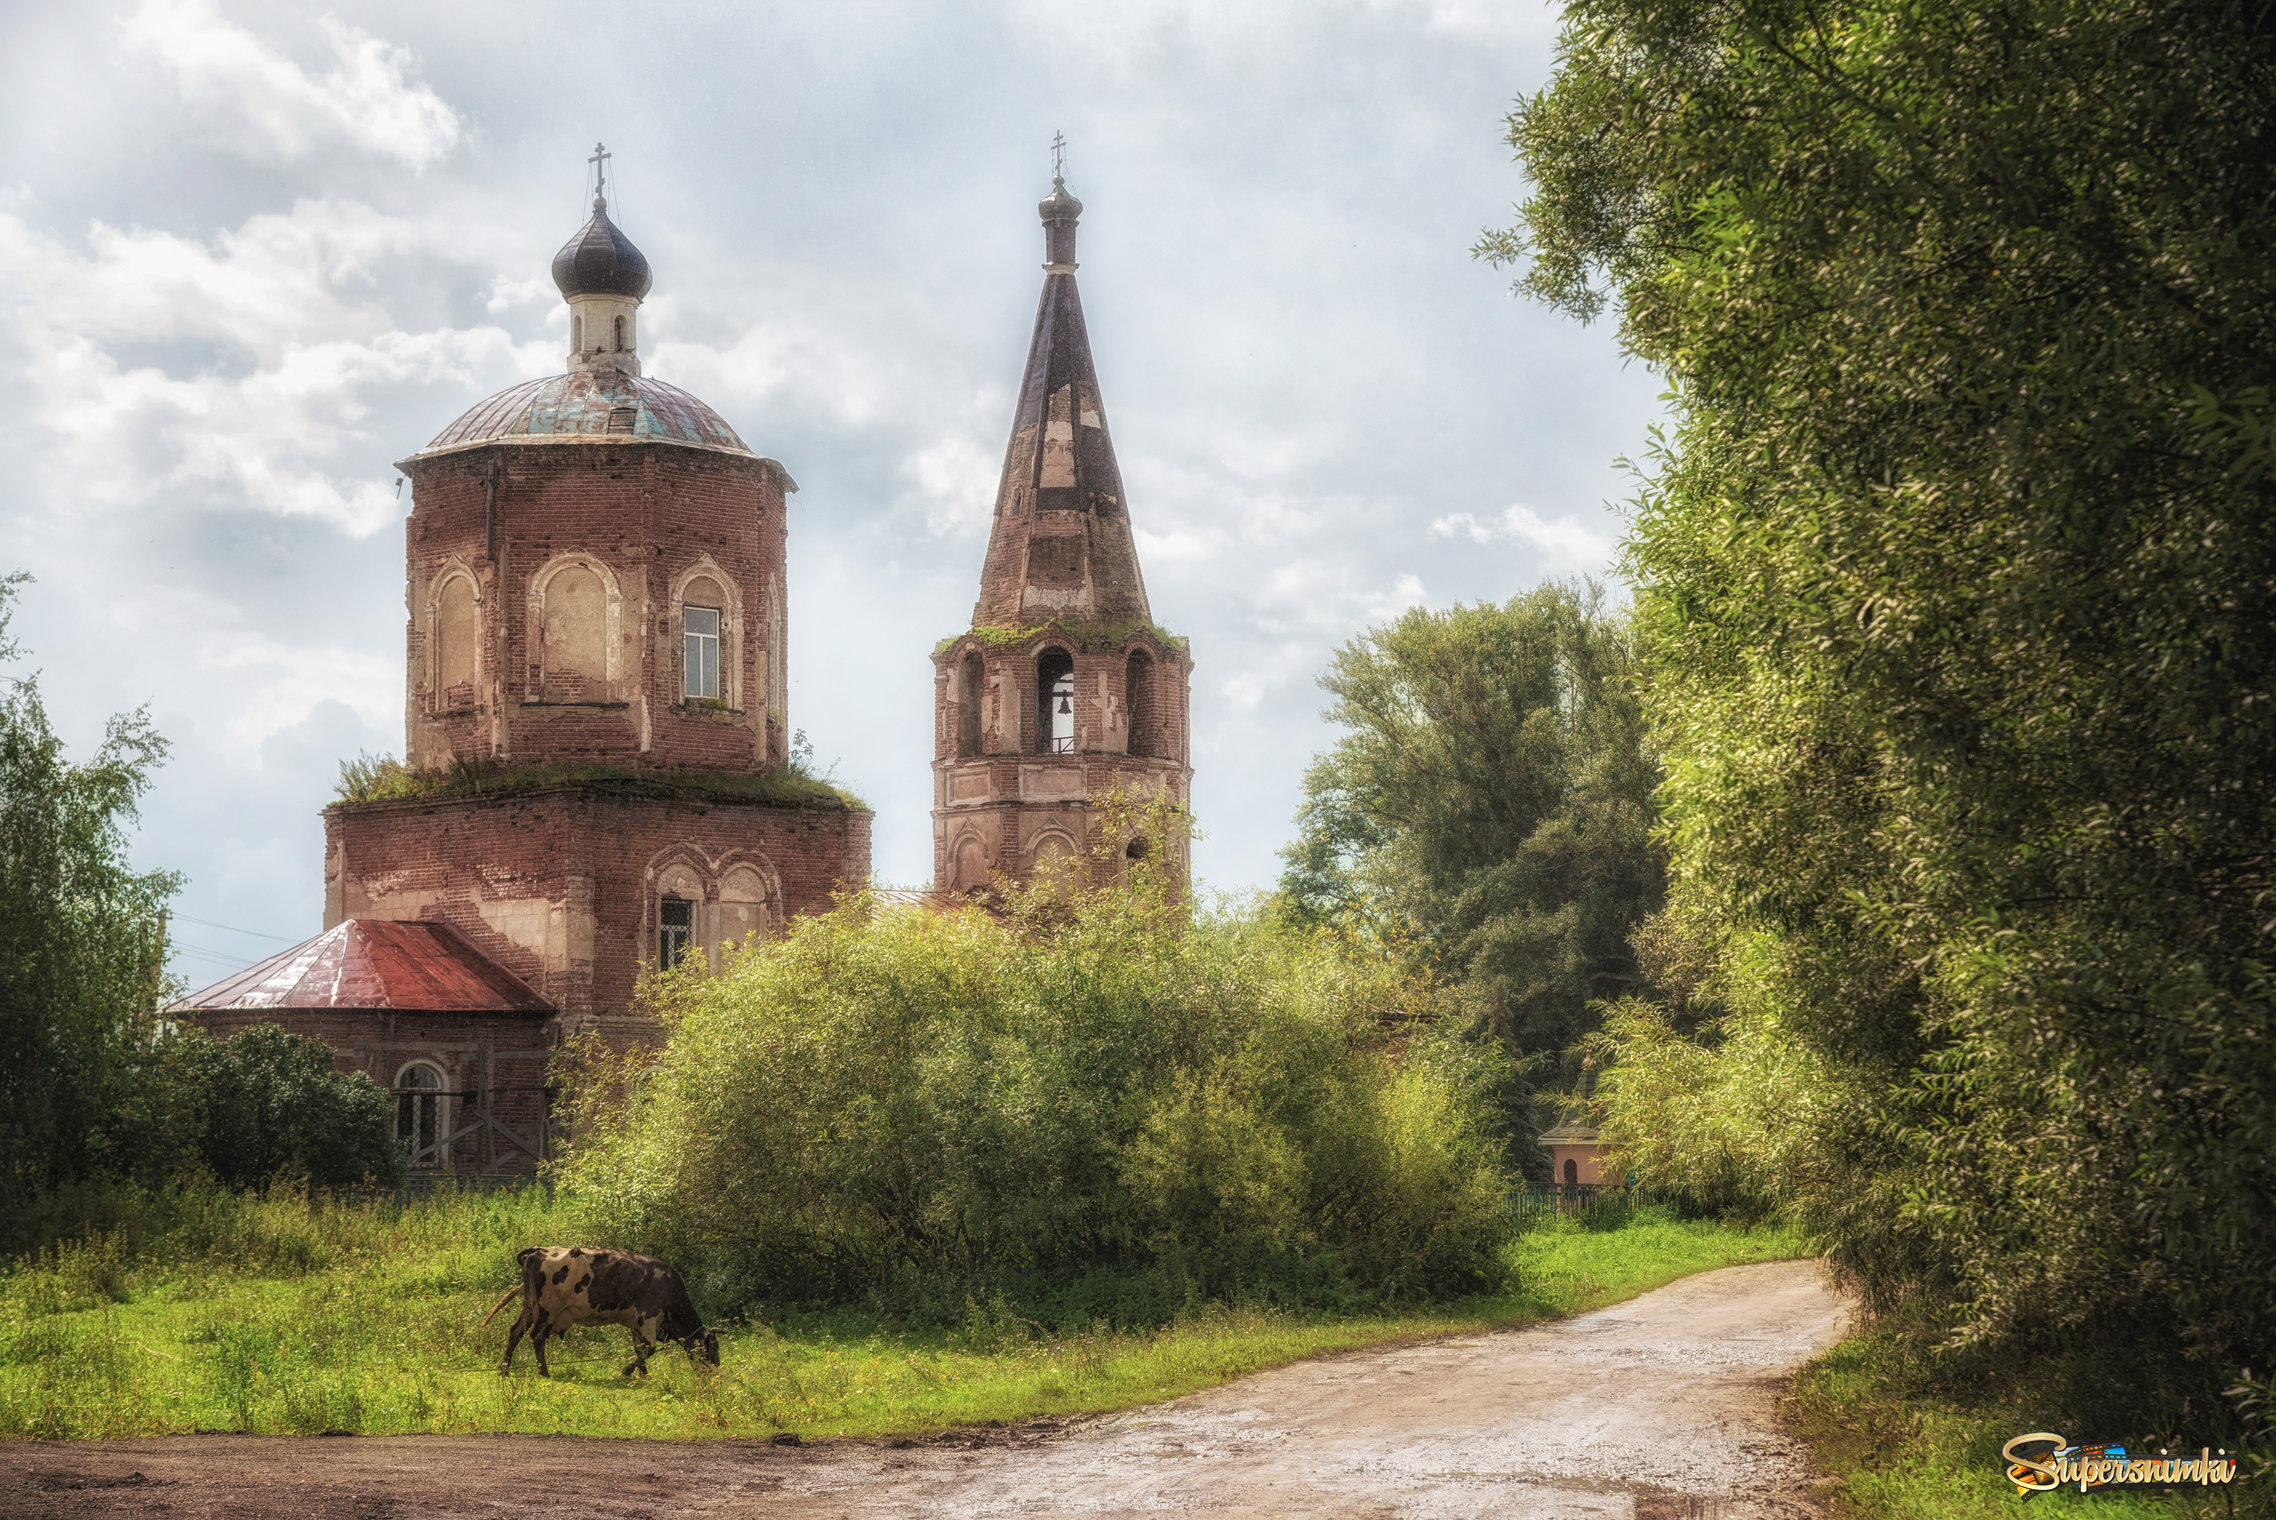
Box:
(501, 1309, 532, 1375)
(533, 1322, 553, 1378)
(622, 1317, 656, 1377)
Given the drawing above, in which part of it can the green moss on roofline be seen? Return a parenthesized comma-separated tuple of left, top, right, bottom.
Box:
(331, 754, 866, 811)
(933, 619, 1187, 655)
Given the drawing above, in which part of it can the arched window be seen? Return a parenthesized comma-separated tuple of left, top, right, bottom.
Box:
(659, 897, 694, 971)
(538, 561, 611, 701)
(613, 314, 627, 352)
(572, 314, 583, 352)
(1563, 1158, 1579, 1187)
(395, 1062, 447, 1168)
(956, 653, 984, 757)
(950, 833, 990, 893)
(717, 866, 771, 956)
(1036, 647, 1075, 755)
(433, 573, 480, 706)
(1125, 650, 1154, 757)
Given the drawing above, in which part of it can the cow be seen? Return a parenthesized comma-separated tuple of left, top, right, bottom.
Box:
(483, 1246, 719, 1378)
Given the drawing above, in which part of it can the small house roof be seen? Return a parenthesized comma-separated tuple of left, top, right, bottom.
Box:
(167, 919, 552, 1016)
(1537, 1125, 1604, 1145)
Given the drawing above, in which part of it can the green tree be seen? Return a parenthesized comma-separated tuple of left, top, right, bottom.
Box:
(1497, 0, 2276, 1392)
(0, 574, 180, 1205)
(1279, 582, 1664, 1149)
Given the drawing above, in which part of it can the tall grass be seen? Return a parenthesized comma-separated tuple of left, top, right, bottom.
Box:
(0, 1189, 1798, 1441)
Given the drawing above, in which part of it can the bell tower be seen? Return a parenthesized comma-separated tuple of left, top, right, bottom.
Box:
(931, 158, 1195, 892)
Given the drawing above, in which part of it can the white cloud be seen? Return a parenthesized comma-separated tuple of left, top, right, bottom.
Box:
(1, 202, 551, 535)
(898, 430, 1000, 537)
(197, 626, 397, 752)
(1431, 503, 1616, 566)
(121, 0, 463, 170)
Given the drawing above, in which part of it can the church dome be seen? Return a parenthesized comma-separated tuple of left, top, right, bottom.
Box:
(419, 371, 750, 455)
(1038, 178, 1082, 223)
(551, 199, 653, 300)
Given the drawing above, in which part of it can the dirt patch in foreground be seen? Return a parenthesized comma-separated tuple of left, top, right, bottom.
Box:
(0, 1259, 1848, 1520)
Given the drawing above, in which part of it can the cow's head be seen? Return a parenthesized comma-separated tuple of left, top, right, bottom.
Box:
(685, 1326, 720, 1366)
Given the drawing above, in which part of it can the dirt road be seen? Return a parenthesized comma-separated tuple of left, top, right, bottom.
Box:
(1, 1259, 1848, 1519)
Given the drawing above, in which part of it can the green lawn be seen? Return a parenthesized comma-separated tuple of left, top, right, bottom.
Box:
(0, 1192, 1798, 1441)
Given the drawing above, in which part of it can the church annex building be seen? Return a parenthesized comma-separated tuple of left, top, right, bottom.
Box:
(169, 154, 1192, 1177)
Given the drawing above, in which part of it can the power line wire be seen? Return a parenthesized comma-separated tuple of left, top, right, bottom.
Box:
(172, 912, 298, 943)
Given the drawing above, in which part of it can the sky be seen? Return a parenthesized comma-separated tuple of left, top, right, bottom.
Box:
(0, 0, 1661, 991)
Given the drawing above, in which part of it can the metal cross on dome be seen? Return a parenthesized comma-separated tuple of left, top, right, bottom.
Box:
(589, 141, 612, 205)
(1051, 130, 1067, 181)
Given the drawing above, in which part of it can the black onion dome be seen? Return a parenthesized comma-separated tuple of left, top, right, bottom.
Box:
(1038, 178, 1083, 224)
(550, 199, 653, 300)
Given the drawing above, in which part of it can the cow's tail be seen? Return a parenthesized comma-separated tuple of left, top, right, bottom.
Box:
(481, 1283, 525, 1328)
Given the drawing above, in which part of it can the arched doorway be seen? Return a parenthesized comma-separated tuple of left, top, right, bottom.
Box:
(395, 1061, 448, 1169)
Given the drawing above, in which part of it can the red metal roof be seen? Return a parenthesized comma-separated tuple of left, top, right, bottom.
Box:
(168, 920, 552, 1016)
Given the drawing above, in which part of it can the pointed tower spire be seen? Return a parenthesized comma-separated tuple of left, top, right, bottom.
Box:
(970, 151, 1152, 628)
(930, 147, 1194, 898)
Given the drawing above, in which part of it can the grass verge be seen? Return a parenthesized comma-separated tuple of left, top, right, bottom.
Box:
(0, 1192, 1798, 1442)
(1786, 1331, 2265, 1519)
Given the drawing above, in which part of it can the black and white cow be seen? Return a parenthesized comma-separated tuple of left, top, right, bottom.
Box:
(484, 1246, 718, 1377)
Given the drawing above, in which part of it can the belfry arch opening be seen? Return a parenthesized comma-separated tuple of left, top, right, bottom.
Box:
(956, 652, 984, 757)
(1037, 647, 1075, 755)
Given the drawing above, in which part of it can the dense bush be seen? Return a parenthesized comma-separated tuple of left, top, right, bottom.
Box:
(163, 1025, 404, 1193)
(562, 826, 1515, 1323)
(1499, 0, 2276, 1423)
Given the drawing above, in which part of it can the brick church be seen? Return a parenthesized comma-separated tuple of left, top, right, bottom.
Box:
(173, 154, 1188, 1175)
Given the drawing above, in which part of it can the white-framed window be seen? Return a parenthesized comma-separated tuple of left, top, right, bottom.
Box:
(684, 606, 721, 701)
(660, 897, 694, 970)
(394, 1061, 449, 1167)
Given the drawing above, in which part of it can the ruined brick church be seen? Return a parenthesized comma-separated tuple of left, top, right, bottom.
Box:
(173, 156, 1189, 1174)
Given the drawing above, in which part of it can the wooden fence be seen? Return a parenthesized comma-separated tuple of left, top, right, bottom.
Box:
(1506, 1182, 1656, 1231)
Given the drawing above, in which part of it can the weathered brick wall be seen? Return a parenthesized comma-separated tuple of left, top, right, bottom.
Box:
(187, 1007, 554, 1175)
(327, 786, 871, 1026)
(399, 441, 793, 774)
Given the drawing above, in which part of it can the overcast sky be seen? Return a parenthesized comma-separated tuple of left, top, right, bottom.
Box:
(0, 0, 1659, 991)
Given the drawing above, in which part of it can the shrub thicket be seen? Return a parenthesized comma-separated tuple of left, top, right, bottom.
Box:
(159, 1024, 404, 1193)
(562, 818, 1514, 1324)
